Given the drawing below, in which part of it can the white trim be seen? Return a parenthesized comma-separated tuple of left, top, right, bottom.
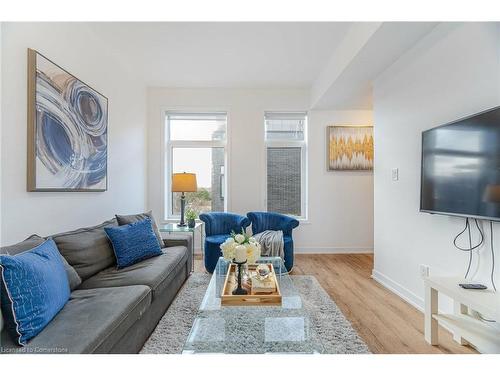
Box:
(263, 111, 309, 220)
(371, 269, 461, 337)
(167, 140, 226, 148)
(296, 219, 311, 224)
(295, 247, 373, 254)
(302, 116, 308, 220)
(371, 269, 424, 311)
(193, 246, 373, 257)
(161, 108, 230, 221)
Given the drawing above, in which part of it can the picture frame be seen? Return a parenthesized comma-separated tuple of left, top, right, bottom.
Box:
(27, 49, 108, 192)
(327, 125, 373, 171)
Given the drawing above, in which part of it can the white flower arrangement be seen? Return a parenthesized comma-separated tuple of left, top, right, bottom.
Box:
(220, 229, 261, 264)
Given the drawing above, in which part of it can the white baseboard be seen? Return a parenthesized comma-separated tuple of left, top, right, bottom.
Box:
(295, 247, 373, 254)
(371, 269, 424, 312)
(371, 269, 461, 339)
(194, 247, 373, 255)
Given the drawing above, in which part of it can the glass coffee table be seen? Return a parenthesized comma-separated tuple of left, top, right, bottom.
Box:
(182, 257, 324, 354)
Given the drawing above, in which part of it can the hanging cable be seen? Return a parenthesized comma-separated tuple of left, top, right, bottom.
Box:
(478, 312, 496, 323)
(453, 218, 484, 251)
(453, 218, 470, 251)
(490, 221, 497, 292)
(453, 218, 484, 278)
(465, 219, 473, 278)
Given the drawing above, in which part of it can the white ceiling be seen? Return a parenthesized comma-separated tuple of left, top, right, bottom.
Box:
(87, 22, 352, 89)
(311, 22, 439, 109)
(85, 22, 438, 109)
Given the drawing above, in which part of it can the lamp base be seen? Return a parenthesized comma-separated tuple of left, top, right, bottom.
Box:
(232, 286, 248, 295)
(178, 192, 187, 228)
(232, 259, 248, 295)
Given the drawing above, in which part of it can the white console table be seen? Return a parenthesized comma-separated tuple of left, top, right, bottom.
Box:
(424, 277, 500, 353)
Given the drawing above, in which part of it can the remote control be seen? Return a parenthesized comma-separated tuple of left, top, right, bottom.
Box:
(459, 283, 487, 290)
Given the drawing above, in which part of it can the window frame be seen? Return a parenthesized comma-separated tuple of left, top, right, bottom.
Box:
(263, 111, 308, 220)
(163, 110, 229, 222)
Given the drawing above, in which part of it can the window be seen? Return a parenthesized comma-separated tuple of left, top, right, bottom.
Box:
(165, 112, 227, 219)
(265, 112, 307, 218)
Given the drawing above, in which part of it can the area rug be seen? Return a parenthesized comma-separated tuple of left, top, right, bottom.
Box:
(140, 273, 370, 354)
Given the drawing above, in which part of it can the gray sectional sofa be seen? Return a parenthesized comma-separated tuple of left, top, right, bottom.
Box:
(0, 218, 192, 354)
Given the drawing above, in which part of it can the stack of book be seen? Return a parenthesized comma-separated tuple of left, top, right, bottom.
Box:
(251, 272, 276, 294)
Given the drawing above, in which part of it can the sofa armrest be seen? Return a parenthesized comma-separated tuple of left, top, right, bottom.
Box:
(162, 235, 191, 249)
(162, 234, 193, 273)
(282, 216, 300, 233)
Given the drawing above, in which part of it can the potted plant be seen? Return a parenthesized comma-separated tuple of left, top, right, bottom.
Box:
(185, 208, 197, 228)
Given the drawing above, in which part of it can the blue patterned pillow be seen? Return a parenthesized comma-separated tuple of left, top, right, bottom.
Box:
(104, 218, 163, 269)
(0, 238, 70, 345)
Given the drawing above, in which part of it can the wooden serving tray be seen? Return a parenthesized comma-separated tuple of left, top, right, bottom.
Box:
(221, 263, 282, 306)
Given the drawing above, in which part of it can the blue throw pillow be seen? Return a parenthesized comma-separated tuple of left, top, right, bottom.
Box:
(0, 238, 70, 346)
(104, 218, 163, 269)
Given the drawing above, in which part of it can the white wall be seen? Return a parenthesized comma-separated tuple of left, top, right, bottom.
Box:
(147, 87, 374, 252)
(0, 22, 3, 332)
(373, 23, 500, 312)
(1, 23, 374, 252)
(1, 23, 147, 245)
(0, 22, 3, 246)
(296, 110, 373, 252)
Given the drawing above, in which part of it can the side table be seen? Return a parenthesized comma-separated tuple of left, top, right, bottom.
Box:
(159, 222, 204, 273)
(424, 276, 500, 353)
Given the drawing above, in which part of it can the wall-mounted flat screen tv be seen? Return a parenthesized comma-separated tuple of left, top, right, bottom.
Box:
(420, 106, 500, 221)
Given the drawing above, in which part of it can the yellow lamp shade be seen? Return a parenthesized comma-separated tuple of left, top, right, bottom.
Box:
(172, 173, 197, 192)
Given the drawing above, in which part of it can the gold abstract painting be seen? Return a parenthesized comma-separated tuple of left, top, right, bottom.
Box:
(328, 126, 373, 171)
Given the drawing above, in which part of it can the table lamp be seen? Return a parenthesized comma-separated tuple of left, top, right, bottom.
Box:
(172, 172, 197, 227)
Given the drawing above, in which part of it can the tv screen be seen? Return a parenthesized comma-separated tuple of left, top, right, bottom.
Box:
(420, 106, 500, 221)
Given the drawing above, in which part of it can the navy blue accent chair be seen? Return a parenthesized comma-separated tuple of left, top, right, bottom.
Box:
(246, 212, 299, 272)
(199, 212, 251, 273)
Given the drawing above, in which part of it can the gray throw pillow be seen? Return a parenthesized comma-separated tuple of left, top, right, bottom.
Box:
(0, 234, 82, 291)
(52, 219, 118, 281)
(52, 219, 118, 280)
(115, 211, 164, 248)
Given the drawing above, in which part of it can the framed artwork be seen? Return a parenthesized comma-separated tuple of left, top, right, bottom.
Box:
(327, 126, 373, 171)
(27, 49, 108, 191)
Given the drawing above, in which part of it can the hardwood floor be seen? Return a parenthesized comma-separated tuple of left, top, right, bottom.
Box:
(194, 253, 477, 354)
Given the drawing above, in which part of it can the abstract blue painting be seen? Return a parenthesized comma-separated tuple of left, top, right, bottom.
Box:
(28, 49, 108, 191)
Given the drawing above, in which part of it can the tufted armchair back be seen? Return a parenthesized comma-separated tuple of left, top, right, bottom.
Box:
(246, 212, 299, 237)
(199, 212, 250, 237)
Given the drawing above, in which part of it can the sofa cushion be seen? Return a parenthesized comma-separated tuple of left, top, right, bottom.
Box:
(116, 211, 164, 248)
(104, 218, 163, 269)
(0, 285, 151, 354)
(52, 218, 118, 280)
(0, 239, 70, 345)
(78, 246, 188, 300)
(0, 234, 82, 291)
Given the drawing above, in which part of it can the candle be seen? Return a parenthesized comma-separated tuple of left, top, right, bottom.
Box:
(235, 245, 247, 263)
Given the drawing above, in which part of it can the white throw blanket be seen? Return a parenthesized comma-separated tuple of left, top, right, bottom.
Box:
(254, 230, 284, 260)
